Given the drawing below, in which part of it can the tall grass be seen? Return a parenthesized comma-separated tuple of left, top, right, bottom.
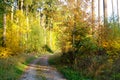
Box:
(0, 54, 36, 80)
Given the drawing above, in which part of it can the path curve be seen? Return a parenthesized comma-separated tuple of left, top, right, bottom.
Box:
(20, 55, 66, 80)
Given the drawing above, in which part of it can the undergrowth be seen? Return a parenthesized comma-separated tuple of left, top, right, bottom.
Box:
(0, 54, 36, 80)
(49, 53, 120, 80)
(49, 54, 91, 80)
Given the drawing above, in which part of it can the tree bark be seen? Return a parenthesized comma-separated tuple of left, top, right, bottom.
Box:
(117, 0, 119, 27)
(98, 0, 101, 46)
(112, 0, 114, 22)
(2, 13, 6, 47)
(92, 0, 95, 35)
(11, 0, 14, 21)
(21, 0, 23, 13)
(98, 0, 100, 25)
(103, 0, 108, 26)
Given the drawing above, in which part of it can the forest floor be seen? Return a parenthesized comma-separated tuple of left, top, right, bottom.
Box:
(20, 54, 66, 80)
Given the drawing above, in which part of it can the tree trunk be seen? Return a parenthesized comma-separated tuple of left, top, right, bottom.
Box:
(49, 19, 53, 48)
(111, 0, 115, 37)
(103, 0, 108, 26)
(2, 13, 6, 47)
(44, 15, 48, 45)
(117, 0, 119, 27)
(21, 0, 23, 13)
(44, 27, 47, 45)
(11, 0, 14, 21)
(92, 0, 95, 35)
(49, 27, 52, 48)
(98, 0, 101, 46)
(26, 5, 29, 51)
(18, 0, 23, 12)
(103, 0, 109, 41)
(112, 0, 114, 22)
(98, 0, 100, 25)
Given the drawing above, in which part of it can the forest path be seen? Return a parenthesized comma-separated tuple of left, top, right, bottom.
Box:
(20, 54, 66, 80)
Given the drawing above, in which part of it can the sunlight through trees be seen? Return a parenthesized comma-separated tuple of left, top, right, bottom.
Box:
(0, 0, 120, 80)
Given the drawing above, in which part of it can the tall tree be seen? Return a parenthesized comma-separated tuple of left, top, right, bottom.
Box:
(91, 0, 95, 35)
(103, 0, 108, 26)
(98, 0, 100, 25)
(98, 0, 101, 46)
(20, 0, 23, 12)
(24, 0, 32, 49)
(43, 0, 57, 47)
(2, 12, 6, 47)
(2, 0, 7, 47)
(117, 0, 119, 27)
(111, 0, 114, 22)
(11, 0, 14, 21)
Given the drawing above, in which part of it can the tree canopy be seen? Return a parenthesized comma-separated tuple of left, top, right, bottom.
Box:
(0, 0, 120, 80)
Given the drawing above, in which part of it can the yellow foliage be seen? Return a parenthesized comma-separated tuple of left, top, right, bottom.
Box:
(0, 47, 12, 58)
(102, 40, 120, 50)
(102, 39, 120, 61)
(15, 10, 24, 18)
(102, 41, 109, 48)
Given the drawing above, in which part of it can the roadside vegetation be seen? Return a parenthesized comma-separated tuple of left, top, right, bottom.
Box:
(49, 54, 91, 80)
(0, 51, 36, 80)
(0, 0, 120, 80)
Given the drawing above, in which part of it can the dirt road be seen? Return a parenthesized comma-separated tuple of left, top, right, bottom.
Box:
(20, 55, 66, 80)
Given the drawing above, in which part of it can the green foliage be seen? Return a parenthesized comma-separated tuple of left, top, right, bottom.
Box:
(48, 53, 62, 65)
(0, 54, 36, 80)
(57, 8, 120, 79)
(0, 0, 11, 14)
(0, 0, 60, 55)
(27, 17, 44, 53)
(0, 0, 120, 80)
(77, 37, 98, 54)
(49, 54, 91, 80)
(24, 0, 32, 6)
(58, 66, 88, 80)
